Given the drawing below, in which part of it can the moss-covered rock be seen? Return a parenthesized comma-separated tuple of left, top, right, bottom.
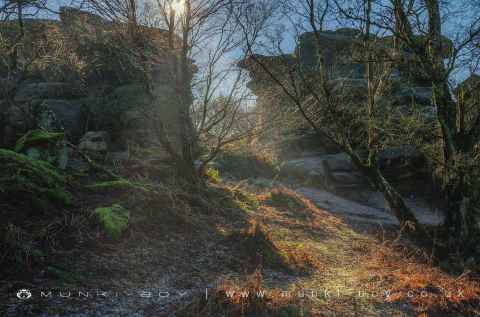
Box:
(94, 204, 130, 239)
(0, 149, 71, 208)
(14, 130, 65, 152)
(15, 130, 69, 169)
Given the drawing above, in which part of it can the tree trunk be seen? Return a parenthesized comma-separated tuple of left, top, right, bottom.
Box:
(347, 151, 421, 230)
(177, 0, 200, 184)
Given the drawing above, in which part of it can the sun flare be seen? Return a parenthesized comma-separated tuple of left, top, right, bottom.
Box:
(171, 0, 185, 15)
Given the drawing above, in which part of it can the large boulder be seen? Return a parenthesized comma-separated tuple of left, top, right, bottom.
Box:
(282, 148, 425, 190)
(87, 83, 155, 146)
(322, 153, 357, 171)
(281, 153, 366, 189)
(14, 130, 69, 170)
(377, 145, 425, 179)
(41, 99, 85, 141)
(2, 99, 79, 147)
(79, 131, 109, 154)
(296, 29, 364, 76)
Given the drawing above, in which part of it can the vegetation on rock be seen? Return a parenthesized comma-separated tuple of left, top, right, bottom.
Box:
(14, 130, 65, 152)
(0, 149, 71, 208)
(14, 130, 69, 169)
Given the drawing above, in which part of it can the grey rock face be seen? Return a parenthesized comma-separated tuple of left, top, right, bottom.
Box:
(377, 145, 426, 179)
(378, 145, 421, 162)
(321, 153, 356, 172)
(15, 82, 84, 102)
(297, 187, 445, 226)
(4, 101, 64, 143)
(41, 99, 85, 140)
(296, 29, 363, 76)
(79, 131, 109, 153)
(281, 153, 365, 189)
(282, 147, 426, 191)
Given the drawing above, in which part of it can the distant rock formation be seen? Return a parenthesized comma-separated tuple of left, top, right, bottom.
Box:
(239, 28, 450, 185)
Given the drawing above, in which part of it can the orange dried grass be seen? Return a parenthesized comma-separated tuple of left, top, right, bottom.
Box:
(361, 243, 480, 314)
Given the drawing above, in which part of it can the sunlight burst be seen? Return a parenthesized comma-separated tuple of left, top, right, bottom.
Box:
(171, 0, 185, 16)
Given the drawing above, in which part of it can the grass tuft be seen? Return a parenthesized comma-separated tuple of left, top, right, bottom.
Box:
(94, 204, 130, 239)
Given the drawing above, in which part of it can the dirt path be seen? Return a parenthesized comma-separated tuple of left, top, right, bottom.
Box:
(252, 187, 416, 316)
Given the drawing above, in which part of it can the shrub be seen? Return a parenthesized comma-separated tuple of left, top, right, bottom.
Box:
(217, 150, 279, 179)
(206, 167, 221, 183)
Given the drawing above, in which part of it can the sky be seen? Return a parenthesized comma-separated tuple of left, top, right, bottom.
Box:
(6, 0, 479, 89)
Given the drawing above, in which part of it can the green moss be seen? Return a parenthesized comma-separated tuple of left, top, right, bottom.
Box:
(14, 130, 65, 152)
(206, 167, 221, 183)
(14, 130, 68, 169)
(0, 149, 71, 207)
(94, 204, 130, 239)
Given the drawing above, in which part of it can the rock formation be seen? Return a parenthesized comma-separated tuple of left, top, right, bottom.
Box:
(239, 28, 445, 189)
(0, 7, 191, 162)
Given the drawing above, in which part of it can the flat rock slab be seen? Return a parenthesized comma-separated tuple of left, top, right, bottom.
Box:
(361, 191, 445, 226)
(297, 187, 444, 226)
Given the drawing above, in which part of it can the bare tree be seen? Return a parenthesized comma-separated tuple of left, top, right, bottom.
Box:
(0, 0, 62, 146)
(148, 0, 276, 184)
(234, 0, 423, 231)
(334, 0, 480, 256)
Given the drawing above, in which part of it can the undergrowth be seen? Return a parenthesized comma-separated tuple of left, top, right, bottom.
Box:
(0, 149, 72, 208)
(360, 238, 480, 316)
(176, 268, 312, 317)
(216, 146, 280, 179)
(228, 219, 292, 273)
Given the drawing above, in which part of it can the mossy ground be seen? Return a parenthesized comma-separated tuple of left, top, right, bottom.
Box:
(1, 154, 479, 316)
